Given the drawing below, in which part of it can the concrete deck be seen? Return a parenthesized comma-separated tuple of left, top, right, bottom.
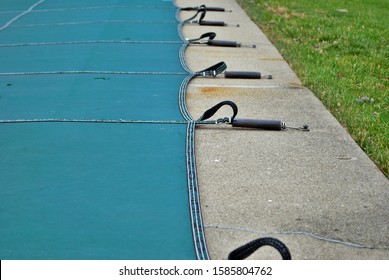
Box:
(177, 0, 389, 260)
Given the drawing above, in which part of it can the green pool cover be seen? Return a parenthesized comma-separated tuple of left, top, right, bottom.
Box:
(0, 0, 208, 260)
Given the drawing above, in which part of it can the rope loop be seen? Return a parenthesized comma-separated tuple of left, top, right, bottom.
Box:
(182, 5, 206, 23)
(195, 61, 227, 77)
(198, 101, 238, 123)
(228, 237, 292, 260)
(187, 32, 217, 43)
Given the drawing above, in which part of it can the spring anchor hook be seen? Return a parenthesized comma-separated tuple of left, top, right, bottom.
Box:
(283, 123, 310, 131)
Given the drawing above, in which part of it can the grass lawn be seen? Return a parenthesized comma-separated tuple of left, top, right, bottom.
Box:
(237, 0, 388, 177)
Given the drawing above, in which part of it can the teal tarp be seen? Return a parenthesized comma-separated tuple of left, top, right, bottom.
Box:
(0, 0, 197, 259)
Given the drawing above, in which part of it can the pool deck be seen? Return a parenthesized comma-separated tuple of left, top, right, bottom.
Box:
(177, 0, 389, 259)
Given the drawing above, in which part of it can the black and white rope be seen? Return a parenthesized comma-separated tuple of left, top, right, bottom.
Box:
(186, 121, 210, 260)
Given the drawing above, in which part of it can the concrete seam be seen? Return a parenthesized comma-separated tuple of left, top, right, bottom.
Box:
(205, 224, 389, 250)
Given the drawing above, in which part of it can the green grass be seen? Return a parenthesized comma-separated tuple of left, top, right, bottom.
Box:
(237, 0, 389, 177)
